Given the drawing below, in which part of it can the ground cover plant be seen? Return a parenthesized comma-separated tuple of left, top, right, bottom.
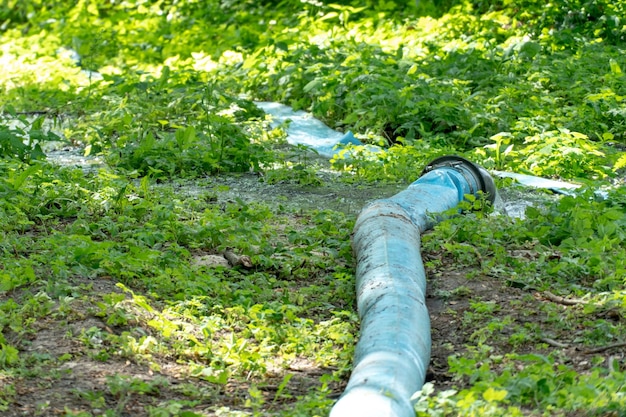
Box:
(1, 0, 625, 416)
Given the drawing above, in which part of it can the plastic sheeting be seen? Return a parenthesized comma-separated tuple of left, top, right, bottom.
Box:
(492, 170, 581, 194)
(254, 101, 367, 157)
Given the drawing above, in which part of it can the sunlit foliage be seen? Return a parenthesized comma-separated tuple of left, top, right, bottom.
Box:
(1, 1, 625, 416)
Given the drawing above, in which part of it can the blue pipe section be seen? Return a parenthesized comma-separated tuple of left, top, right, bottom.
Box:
(254, 101, 379, 157)
(330, 158, 495, 417)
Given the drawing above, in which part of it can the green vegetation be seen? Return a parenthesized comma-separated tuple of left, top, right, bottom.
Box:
(1, 0, 625, 416)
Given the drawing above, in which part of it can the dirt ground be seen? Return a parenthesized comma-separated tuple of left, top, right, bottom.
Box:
(0, 169, 607, 416)
(3, 269, 597, 416)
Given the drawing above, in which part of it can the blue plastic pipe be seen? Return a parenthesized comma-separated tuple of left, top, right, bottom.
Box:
(330, 157, 495, 417)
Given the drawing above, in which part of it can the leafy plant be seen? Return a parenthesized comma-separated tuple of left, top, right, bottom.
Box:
(0, 111, 61, 162)
(1, 1, 626, 416)
(517, 129, 610, 179)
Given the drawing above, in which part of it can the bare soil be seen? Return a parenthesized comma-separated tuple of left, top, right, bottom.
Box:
(1, 169, 607, 416)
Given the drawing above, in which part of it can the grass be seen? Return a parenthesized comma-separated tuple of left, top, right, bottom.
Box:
(1, 1, 625, 416)
(0, 162, 357, 415)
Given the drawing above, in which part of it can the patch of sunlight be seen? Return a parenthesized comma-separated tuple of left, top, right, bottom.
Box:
(0, 36, 91, 96)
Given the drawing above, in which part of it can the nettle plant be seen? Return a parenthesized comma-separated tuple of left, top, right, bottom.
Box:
(212, 1, 626, 180)
(0, 110, 62, 162)
(1, 1, 626, 416)
(415, 352, 626, 417)
(63, 69, 277, 177)
(517, 129, 609, 179)
(478, 129, 613, 179)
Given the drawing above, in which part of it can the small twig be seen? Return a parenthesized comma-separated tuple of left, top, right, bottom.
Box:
(584, 342, 626, 355)
(542, 291, 587, 306)
(1, 110, 50, 116)
(540, 337, 569, 348)
(222, 249, 253, 268)
(16, 110, 50, 115)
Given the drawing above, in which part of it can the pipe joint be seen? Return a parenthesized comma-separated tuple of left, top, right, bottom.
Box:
(421, 155, 496, 204)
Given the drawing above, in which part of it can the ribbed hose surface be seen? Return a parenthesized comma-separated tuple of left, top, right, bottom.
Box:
(330, 168, 481, 417)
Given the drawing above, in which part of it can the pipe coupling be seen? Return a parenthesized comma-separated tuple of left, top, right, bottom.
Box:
(421, 155, 496, 204)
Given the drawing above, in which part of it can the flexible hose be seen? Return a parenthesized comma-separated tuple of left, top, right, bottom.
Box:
(330, 158, 495, 417)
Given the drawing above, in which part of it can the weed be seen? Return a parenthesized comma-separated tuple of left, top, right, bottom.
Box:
(1, 1, 625, 416)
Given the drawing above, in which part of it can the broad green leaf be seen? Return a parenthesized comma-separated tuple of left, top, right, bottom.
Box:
(320, 11, 339, 21)
(520, 41, 541, 58)
(0, 343, 19, 368)
(303, 78, 323, 93)
(603, 132, 614, 141)
(483, 387, 508, 402)
(609, 59, 622, 75)
(614, 153, 626, 171)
